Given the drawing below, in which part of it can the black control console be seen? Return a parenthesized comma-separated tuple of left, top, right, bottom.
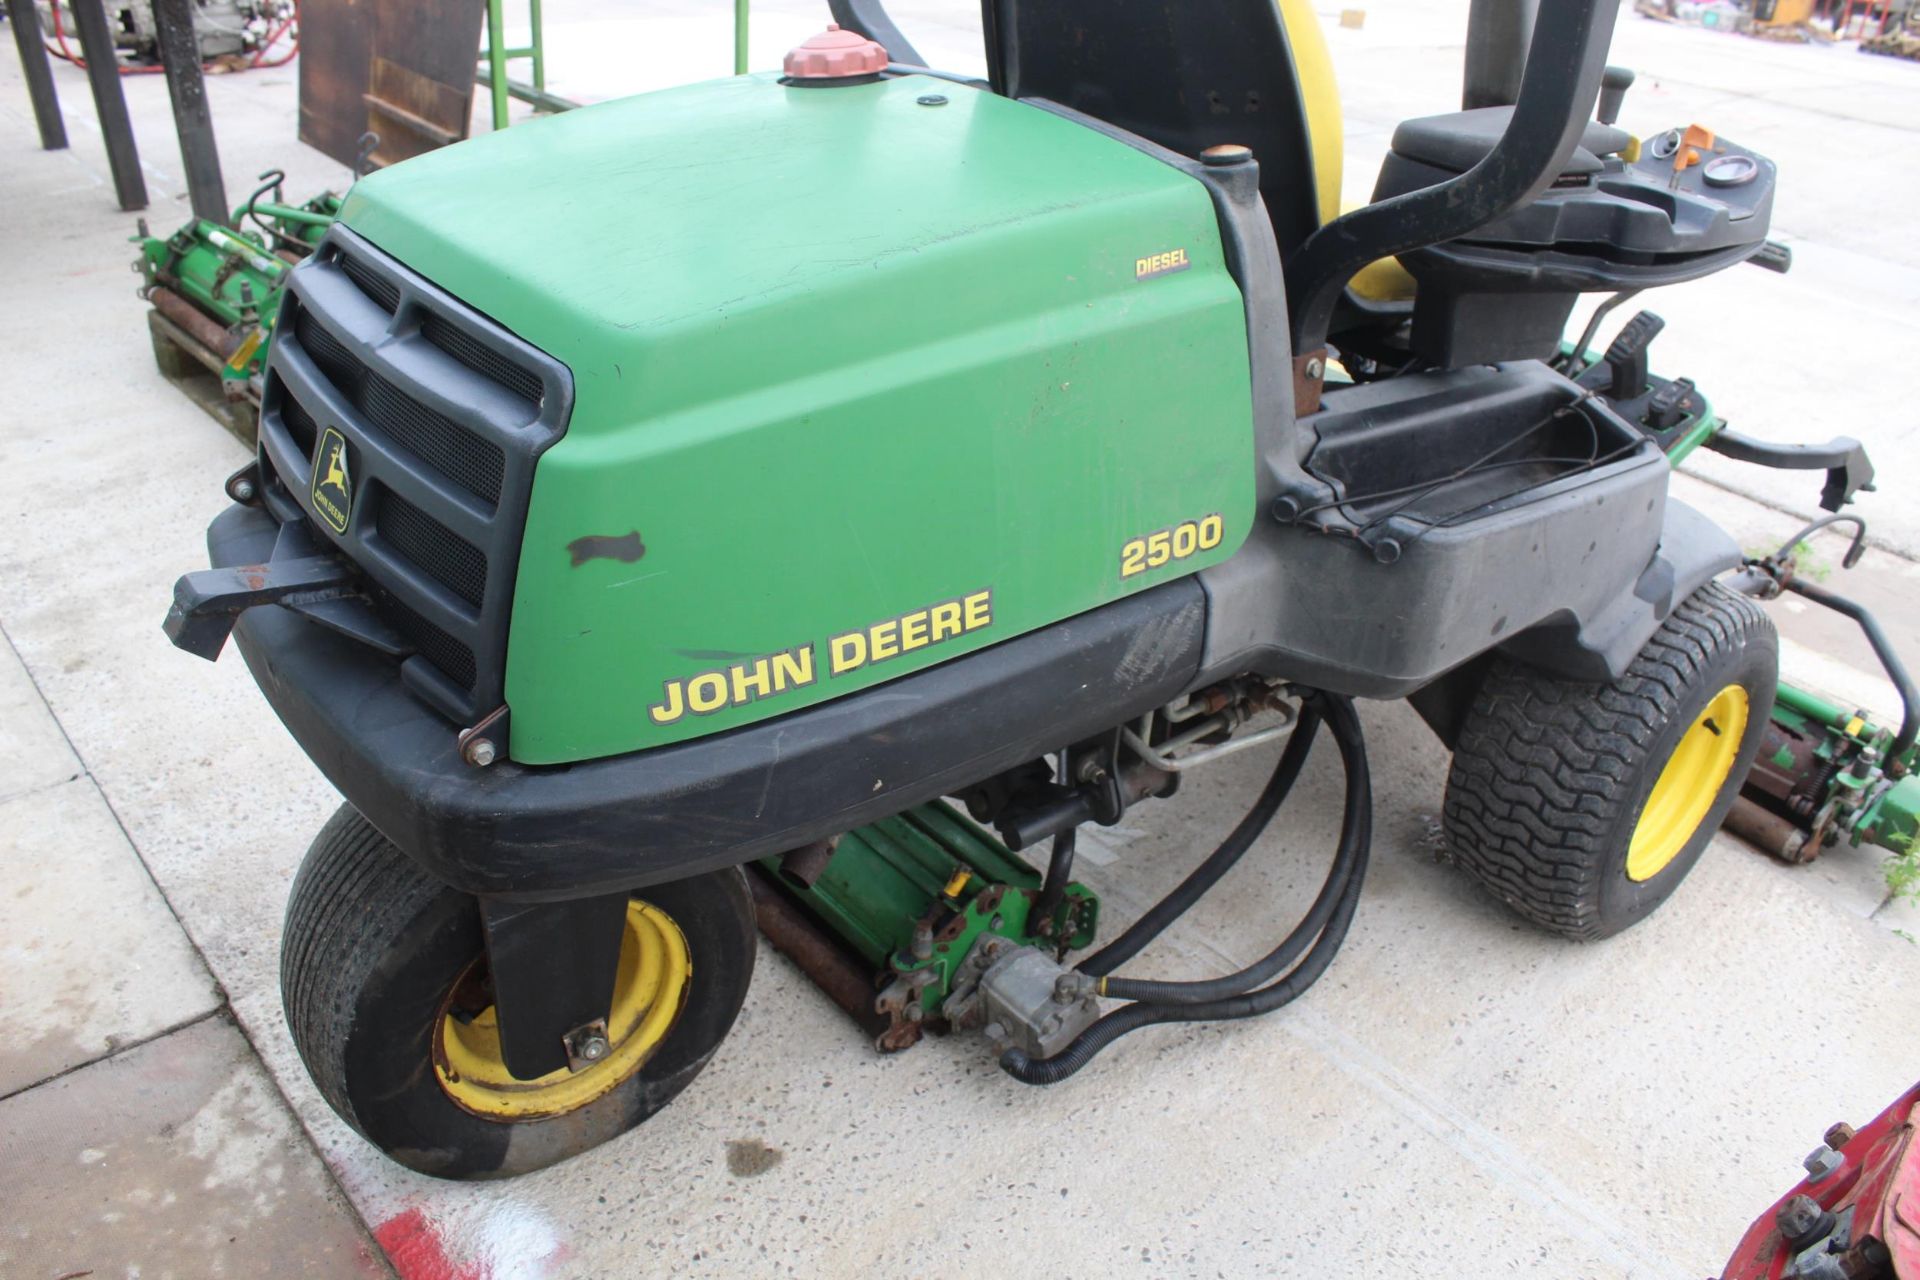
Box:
(1368, 111, 1777, 367)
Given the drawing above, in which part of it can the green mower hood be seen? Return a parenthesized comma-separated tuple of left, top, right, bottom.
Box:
(338, 73, 1257, 764)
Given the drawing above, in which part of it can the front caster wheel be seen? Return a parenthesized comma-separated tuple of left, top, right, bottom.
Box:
(1444, 581, 1777, 941)
(281, 805, 755, 1179)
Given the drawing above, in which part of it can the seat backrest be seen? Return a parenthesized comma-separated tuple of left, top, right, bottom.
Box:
(980, 0, 1342, 259)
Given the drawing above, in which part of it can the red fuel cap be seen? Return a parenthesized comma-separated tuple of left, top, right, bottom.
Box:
(783, 24, 889, 80)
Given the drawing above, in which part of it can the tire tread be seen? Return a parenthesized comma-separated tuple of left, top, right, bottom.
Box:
(1442, 582, 1773, 940)
(281, 807, 446, 1138)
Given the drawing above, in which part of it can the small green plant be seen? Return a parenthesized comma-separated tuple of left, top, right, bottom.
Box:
(1888, 849, 1920, 904)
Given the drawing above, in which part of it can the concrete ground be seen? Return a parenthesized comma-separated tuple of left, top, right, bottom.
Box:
(0, 1, 1915, 1276)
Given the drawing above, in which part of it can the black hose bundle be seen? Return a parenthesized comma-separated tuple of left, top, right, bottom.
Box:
(1000, 691, 1372, 1085)
(1080, 701, 1325, 978)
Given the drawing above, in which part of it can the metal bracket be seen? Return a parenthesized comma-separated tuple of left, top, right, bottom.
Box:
(458, 705, 510, 769)
(224, 462, 264, 506)
(1065, 730, 1127, 826)
(561, 1018, 613, 1073)
(874, 967, 939, 1053)
(478, 893, 630, 1081)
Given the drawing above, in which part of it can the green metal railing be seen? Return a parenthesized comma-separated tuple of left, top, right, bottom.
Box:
(481, 0, 572, 130)
(480, 0, 753, 132)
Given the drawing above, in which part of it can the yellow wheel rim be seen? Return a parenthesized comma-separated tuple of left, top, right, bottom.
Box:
(433, 900, 691, 1120)
(1626, 684, 1750, 883)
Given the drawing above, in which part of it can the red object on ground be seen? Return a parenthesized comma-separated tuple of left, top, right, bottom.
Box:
(782, 24, 889, 79)
(374, 1207, 485, 1280)
(1720, 1080, 1920, 1278)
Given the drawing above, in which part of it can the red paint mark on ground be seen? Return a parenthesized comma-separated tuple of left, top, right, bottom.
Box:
(375, 1207, 486, 1280)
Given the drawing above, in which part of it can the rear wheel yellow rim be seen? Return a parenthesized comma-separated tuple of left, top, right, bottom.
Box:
(433, 900, 691, 1120)
(1626, 684, 1750, 882)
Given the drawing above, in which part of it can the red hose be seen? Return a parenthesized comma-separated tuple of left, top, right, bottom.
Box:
(48, 2, 166, 73)
(249, 3, 300, 69)
(46, 1, 298, 75)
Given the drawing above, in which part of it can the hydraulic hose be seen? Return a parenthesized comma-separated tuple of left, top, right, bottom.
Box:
(1784, 578, 1918, 766)
(1030, 829, 1077, 936)
(1000, 693, 1371, 1085)
(1000, 871, 1365, 1085)
(1079, 703, 1324, 977)
(1100, 703, 1368, 1004)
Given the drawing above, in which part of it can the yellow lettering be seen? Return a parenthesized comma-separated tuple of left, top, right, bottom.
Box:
(929, 601, 963, 641)
(731, 657, 771, 703)
(772, 645, 814, 691)
(1137, 248, 1190, 280)
(899, 609, 929, 651)
(963, 589, 992, 632)
(870, 619, 899, 661)
(687, 672, 729, 714)
(648, 680, 686, 724)
(831, 632, 866, 676)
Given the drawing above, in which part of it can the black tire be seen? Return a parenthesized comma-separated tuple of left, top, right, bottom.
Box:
(1443, 582, 1777, 941)
(281, 805, 756, 1179)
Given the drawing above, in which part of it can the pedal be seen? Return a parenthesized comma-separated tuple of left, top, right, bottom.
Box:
(1603, 309, 1666, 400)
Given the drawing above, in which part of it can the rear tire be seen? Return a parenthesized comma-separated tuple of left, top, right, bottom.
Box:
(281, 805, 755, 1179)
(1443, 582, 1777, 940)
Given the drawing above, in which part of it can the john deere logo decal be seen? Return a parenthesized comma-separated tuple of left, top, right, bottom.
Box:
(311, 427, 352, 533)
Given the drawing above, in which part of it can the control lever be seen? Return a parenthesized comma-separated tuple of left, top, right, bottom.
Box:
(1597, 66, 1635, 126)
(1646, 376, 1697, 431)
(1703, 430, 1876, 514)
(1603, 310, 1666, 401)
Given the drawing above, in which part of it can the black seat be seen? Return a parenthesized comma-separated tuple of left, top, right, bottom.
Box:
(980, 0, 1330, 261)
(1389, 107, 1630, 179)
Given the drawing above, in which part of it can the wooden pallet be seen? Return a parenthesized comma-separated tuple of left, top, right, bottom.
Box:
(147, 308, 258, 448)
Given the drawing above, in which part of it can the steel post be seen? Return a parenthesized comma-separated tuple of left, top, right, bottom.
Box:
(70, 0, 148, 210)
(6, 0, 68, 149)
(734, 0, 749, 74)
(152, 0, 229, 223)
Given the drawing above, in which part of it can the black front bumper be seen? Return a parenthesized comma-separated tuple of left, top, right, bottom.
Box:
(207, 503, 1207, 902)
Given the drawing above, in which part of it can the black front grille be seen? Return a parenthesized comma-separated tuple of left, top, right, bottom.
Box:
(372, 586, 478, 690)
(294, 310, 506, 507)
(256, 226, 574, 726)
(338, 250, 401, 312)
(281, 390, 320, 459)
(378, 491, 488, 607)
(423, 314, 544, 407)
